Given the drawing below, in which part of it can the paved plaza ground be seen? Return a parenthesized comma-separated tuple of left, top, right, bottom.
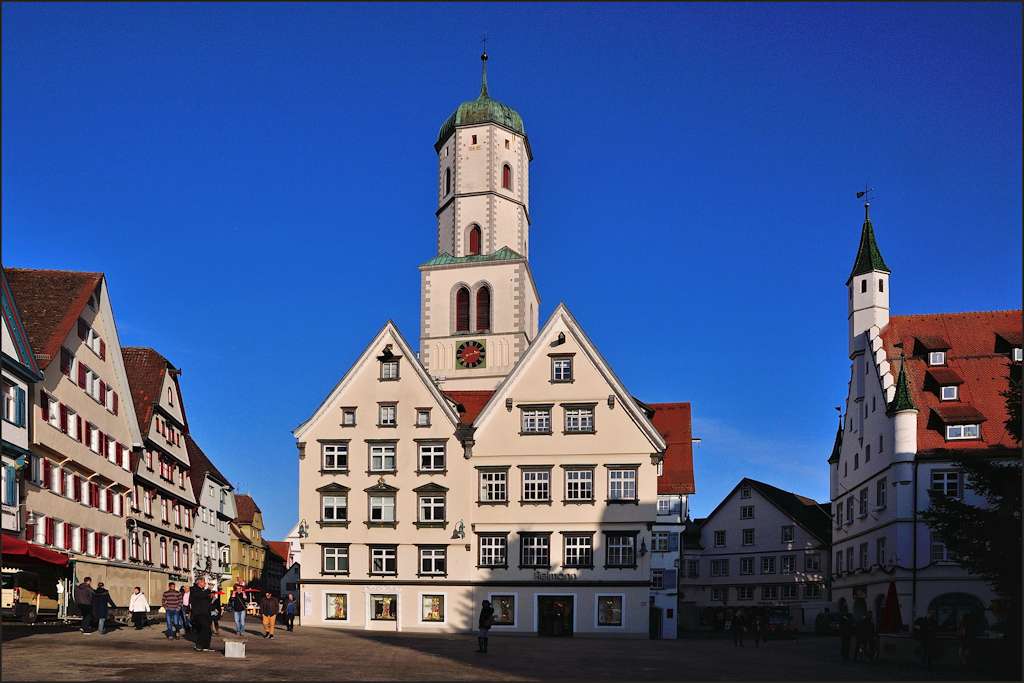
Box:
(1, 616, 989, 681)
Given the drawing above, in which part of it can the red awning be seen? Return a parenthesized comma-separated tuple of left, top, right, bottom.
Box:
(2, 534, 71, 568)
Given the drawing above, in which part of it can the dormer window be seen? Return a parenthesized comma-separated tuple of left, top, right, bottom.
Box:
(1013, 348, 1023, 362)
(928, 351, 945, 366)
(940, 386, 958, 401)
(946, 424, 979, 440)
(740, 488, 751, 499)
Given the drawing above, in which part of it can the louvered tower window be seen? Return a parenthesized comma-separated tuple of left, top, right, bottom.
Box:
(502, 164, 511, 190)
(476, 287, 491, 332)
(468, 226, 481, 255)
(456, 288, 470, 332)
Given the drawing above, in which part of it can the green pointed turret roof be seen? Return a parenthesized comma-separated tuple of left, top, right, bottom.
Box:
(846, 203, 890, 285)
(888, 357, 917, 413)
(437, 53, 525, 144)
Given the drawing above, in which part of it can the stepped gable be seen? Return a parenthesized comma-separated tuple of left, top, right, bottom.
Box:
(4, 268, 102, 368)
(648, 402, 695, 495)
(879, 309, 1021, 457)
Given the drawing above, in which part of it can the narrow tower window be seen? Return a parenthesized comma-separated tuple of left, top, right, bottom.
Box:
(476, 287, 491, 332)
(878, 279, 884, 292)
(469, 227, 481, 256)
(502, 164, 511, 190)
(456, 288, 470, 332)
(444, 168, 451, 196)
(861, 279, 867, 293)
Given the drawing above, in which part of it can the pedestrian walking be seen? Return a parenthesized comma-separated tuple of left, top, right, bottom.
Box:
(475, 599, 494, 653)
(211, 592, 222, 636)
(229, 587, 248, 635)
(914, 612, 938, 667)
(90, 582, 117, 635)
(730, 610, 746, 647)
(129, 587, 150, 630)
(162, 582, 184, 640)
(855, 611, 876, 660)
(190, 577, 214, 652)
(957, 614, 976, 666)
(751, 615, 764, 647)
(281, 594, 296, 631)
(839, 613, 855, 660)
(181, 585, 193, 632)
(74, 576, 94, 634)
(259, 591, 280, 639)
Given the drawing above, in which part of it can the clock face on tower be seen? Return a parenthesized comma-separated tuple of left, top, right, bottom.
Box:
(455, 340, 486, 369)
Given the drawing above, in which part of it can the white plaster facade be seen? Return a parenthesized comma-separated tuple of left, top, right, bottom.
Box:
(679, 479, 831, 632)
(186, 435, 237, 588)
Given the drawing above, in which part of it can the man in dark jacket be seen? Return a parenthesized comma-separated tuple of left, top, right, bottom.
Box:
(281, 594, 295, 632)
(259, 592, 280, 639)
(855, 611, 876, 659)
(190, 577, 214, 652)
(74, 577, 94, 633)
(90, 582, 117, 635)
(839, 613, 855, 660)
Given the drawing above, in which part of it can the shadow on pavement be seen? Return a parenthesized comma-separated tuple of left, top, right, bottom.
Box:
(1, 622, 81, 643)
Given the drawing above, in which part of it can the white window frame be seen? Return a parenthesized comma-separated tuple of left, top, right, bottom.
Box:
(370, 444, 396, 472)
(418, 495, 445, 522)
(740, 487, 751, 499)
(805, 554, 821, 572)
(378, 404, 397, 427)
(806, 583, 823, 599)
(781, 585, 799, 600)
(564, 469, 594, 501)
(323, 545, 349, 574)
(607, 469, 636, 501)
(762, 585, 779, 600)
(418, 548, 446, 575)
(714, 530, 726, 547)
(479, 470, 507, 502)
(761, 556, 776, 574)
(710, 588, 725, 601)
(416, 410, 431, 426)
(931, 470, 962, 498)
(781, 555, 796, 574)
(478, 535, 507, 567)
(418, 443, 445, 472)
(737, 586, 755, 600)
(876, 478, 887, 508)
(418, 592, 448, 625)
(781, 525, 795, 543)
(740, 557, 754, 575)
(740, 505, 754, 519)
(370, 547, 397, 575)
(552, 357, 572, 382)
(651, 568, 664, 590)
(322, 443, 348, 471)
(651, 532, 669, 552)
(742, 528, 754, 546)
(520, 534, 550, 568)
(522, 470, 550, 502)
(380, 360, 399, 380)
(322, 495, 347, 522)
(946, 424, 979, 440)
(940, 385, 958, 401)
(521, 408, 551, 433)
(928, 351, 946, 366)
(710, 559, 729, 577)
(563, 535, 593, 568)
(564, 407, 594, 433)
(342, 409, 356, 426)
(369, 495, 395, 523)
(604, 533, 635, 568)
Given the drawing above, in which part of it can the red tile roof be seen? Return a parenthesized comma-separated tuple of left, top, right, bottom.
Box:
(230, 521, 252, 544)
(267, 541, 291, 564)
(122, 347, 173, 436)
(442, 390, 494, 425)
(185, 433, 232, 502)
(879, 310, 1021, 458)
(233, 494, 260, 525)
(4, 268, 102, 369)
(649, 402, 696, 494)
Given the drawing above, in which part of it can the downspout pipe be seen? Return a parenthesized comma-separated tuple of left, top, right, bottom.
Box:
(912, 460, 918, 623)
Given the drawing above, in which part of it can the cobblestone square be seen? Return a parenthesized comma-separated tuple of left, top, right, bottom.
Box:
(1, 617, 988, 681)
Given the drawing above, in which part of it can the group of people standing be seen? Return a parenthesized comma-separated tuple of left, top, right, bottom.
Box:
(226, 586, 296, 639)
(727, 611, 770, 647)
(838, 611, 878, 661)
(73, 577, 150, 635)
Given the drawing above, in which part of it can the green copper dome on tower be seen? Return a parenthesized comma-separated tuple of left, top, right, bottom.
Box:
(437, 53, 525, 144)
(888, 357, 917, 414)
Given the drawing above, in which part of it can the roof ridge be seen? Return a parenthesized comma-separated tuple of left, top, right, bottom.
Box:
(891, 309, 1023, 319)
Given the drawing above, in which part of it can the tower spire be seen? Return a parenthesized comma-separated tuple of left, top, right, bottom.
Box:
(479, 51, 490, 100)
(847, 201, 891, 285)
(888, 353, 917, 413)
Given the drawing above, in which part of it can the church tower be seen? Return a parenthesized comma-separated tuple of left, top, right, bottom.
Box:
(846, 203, 890, 359)
(420, 53, 541, 389)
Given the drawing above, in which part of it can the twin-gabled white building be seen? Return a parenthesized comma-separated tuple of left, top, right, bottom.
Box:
(293, 55, 693, 637)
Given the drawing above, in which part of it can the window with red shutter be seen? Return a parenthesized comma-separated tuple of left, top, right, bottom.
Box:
(116, 444, 124, 467)
(60, 348, 72, 376)
(456, 287, 470, 331)
(98, 431, 105, 456)
(60, 469, 67, 496)
(59, 404, 68, 433)
(78, 319, 88, 341)
(45, 518, 55, 546)
(469, 226, 481, 255)
(112, 392, 118, 415)
(98, 339, 106, 359)
(476, 287, 491, 331)
(78, 364, 87, 388)
(42, 460, 51, 489)
(64, 522, 72, 549)
(73, 476, 82, 502)
(77, 416, 83, 442)
(99, 382, 106, 405)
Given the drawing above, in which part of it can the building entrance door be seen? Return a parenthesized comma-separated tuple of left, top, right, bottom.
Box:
(537, 596, 573, 636)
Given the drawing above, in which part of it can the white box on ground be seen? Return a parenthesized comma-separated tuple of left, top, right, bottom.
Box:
(224, 637, 246, 659)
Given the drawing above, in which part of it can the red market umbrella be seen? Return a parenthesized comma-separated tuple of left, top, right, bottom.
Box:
(1, 533, 70, 567)
(880, 581, 904, 633)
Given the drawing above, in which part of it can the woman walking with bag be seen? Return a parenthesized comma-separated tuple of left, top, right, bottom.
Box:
(129, 587, 150, 630)
(476, 599, 494, 653)
(229, 587, 248, 635)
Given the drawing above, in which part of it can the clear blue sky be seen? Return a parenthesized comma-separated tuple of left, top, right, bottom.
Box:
(3, 3, 1021, 540)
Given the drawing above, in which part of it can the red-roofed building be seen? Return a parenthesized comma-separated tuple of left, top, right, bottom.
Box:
(830, 206, 1021, 632)
(122, 347, 197, 586)
(4, 267, 161, 611)
(186, 434, 237, 589)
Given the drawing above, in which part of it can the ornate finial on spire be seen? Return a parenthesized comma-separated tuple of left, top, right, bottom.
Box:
(479, 51, 490, 99)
